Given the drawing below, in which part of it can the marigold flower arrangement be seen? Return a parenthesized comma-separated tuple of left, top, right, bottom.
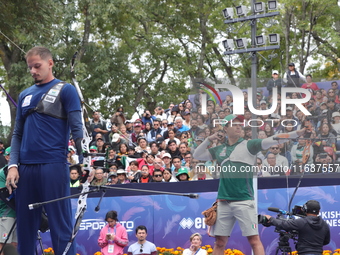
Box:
(154, 245, 245, 255)
(291, 250, 340, 255)
(43, 247, 81, 255)
(60, 247, 340, 255)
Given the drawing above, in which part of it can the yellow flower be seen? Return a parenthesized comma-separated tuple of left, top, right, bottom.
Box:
(206, 245, 211, 248)
(201, 246, 206, 250)
(207, 248, 213, 253)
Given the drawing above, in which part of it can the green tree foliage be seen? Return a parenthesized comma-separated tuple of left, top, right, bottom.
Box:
(1, 0, 340, 134)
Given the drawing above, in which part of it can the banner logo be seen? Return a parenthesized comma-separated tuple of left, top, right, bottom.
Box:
(179, 218, 194, 229)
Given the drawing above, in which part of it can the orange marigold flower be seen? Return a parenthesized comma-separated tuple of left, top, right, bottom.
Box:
(207, 248, 213, 253)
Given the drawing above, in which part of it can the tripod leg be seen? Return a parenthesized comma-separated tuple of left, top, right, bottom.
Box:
(37, 231, 45, 255)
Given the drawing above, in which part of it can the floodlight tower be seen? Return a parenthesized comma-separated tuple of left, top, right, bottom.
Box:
(222, 0, 279, 139)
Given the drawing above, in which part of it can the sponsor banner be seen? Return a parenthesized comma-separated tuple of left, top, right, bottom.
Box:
(38, 185, 340, 255)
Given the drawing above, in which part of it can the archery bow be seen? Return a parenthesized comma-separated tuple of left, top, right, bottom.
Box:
(62, 52, 93, 255)
(0, 83, 17, 108)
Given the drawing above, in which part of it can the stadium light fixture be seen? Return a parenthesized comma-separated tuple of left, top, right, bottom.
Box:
(222, 8, 234, 19)
(255, 35, 266, 46)
(235, 38, 248, 48)
(267, 0, 278, 10)
(222, 39, 235, 50)
(254, 2, 265, 13)
(235, 5, 249, 17)
(268, 33, 280, 44)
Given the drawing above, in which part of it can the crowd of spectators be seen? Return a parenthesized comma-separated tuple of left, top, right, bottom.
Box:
(2, 68, 340, 185)
(65, 77, 340, 184)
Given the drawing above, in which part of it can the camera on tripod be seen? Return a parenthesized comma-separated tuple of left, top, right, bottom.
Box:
(258, 206, 304, 254)
(258, 205, 306, 227)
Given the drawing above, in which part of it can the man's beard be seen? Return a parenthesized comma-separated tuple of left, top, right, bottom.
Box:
(34, 77, 43, 83)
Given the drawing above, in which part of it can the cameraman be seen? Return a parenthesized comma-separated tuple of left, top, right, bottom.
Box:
(265, 200, 330, 255)
(142, 110, 156, 126)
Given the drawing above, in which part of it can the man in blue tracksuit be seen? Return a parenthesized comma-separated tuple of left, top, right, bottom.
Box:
(6, 46, 83, 255)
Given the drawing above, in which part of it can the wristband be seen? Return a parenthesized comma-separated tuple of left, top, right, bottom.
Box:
(8, 164, 18, 170)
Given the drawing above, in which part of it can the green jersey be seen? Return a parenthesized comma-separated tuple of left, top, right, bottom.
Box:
(209, 138, 262, 200)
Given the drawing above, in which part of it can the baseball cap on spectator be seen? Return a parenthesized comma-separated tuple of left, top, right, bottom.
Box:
(320, 102, 326, 106)
(135, 118, 143, 124)
(257, 92, 261, 96)
(0, 140, 3, 144)
(183, 112, 190, 116)
(4, 147, 10, 156)
(161, 153, 172, 159)
(332, 112, 340, 118)
(108, 172, 118, 178)
(286, 107, 293, 111)
(176, 167, 190, 178)
(191, 109, 198, 113)
(323, 147, 334, 159)
(90, 146, 97, 152)
(156, 137, 165, 144)
(117, 169, 127, 175)
(112, 133, 120, 143)
(125, 120, 131, 124)
(272, 70, 279, 75)
(260, 100, 267, 105)
(167, 122, 174, 126)
(288, 63, 295, 66)
(195, 137, 204, 142)
(134, 123, 142, 127)
(97, 137, 104, 141)
(68, 146, 76, 152)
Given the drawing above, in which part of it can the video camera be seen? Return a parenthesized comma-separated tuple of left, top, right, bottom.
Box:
(258, 205, 306, 227)
(258, 206, 301, 253)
